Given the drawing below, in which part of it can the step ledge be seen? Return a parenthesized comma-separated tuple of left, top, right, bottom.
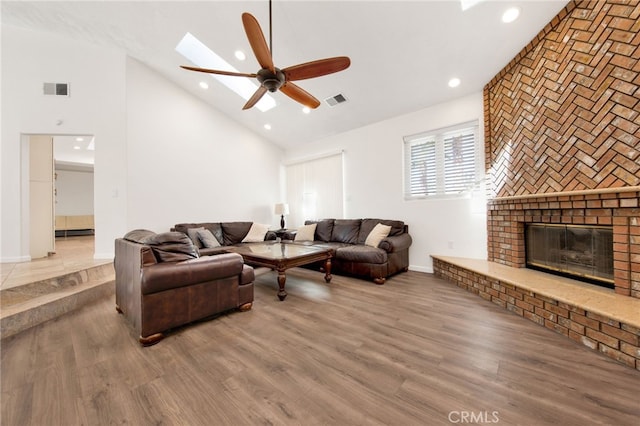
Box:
(1, 279, 114, 339)
(431, 255, 640, 329)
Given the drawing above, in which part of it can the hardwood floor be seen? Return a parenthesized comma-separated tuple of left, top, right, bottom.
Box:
(2, 268, 639, 425)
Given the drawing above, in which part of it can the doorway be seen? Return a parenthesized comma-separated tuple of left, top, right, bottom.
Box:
(26, 134, 95, 260)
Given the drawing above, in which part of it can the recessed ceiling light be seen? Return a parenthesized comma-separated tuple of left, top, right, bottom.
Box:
(264, 124, 272, 130)
(235, 50, 246, 61)
(502, 7, 520, 23)
(75, 137, 84, 142)
(73, 145, 81, 150)
(199, 81, 209, 89)
(448, 78, 461, 88)
(302, 107, 311, 114)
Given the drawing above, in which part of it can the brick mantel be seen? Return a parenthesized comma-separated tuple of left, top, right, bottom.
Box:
(487, 189, 640, 298)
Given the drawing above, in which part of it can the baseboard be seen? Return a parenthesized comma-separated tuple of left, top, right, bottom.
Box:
(93, 253, 114, 260)
(0, 255, 31, 263)
(408, 265, 433, 274)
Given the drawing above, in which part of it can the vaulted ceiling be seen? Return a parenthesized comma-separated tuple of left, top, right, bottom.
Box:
(2, 0, 569, 148)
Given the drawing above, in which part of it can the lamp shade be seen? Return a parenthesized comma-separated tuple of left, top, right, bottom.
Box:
(274, 203, 289, 215)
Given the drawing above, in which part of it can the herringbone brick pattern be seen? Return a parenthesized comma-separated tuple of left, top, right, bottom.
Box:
(485, 0, 640, 198)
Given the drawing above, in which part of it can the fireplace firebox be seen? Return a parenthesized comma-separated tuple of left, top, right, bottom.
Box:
(525, 224, 614, 289)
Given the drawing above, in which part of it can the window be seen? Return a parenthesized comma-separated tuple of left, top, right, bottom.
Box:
(403, 121, 480, 199)
(285, 152, 344, 227)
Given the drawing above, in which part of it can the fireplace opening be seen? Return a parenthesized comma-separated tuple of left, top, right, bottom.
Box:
(525, 223, 614, 289)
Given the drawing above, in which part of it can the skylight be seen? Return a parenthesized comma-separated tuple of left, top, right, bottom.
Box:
(460, 0, 485, 11)
(176, 33, 276, 112)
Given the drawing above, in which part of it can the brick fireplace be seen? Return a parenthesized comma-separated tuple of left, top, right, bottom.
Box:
(487, 188, 640, 299)
(435, 0, 640, 370)
(482, 0, 639, 299)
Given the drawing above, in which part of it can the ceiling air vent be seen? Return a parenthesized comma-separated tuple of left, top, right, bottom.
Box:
(325, 93, 348, 107)
(43, 82, 70, 96)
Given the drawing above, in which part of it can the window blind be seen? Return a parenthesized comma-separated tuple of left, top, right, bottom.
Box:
(404, 121, 479, 199)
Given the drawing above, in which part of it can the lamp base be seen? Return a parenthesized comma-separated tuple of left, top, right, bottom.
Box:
(280, 215, 285, 229)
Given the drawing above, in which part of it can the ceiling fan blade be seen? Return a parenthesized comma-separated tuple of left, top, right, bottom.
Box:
(243, 86, 269, 110)
(283, 57, 351, 81)
(241, 12, 275, 73)
(180, 65, 256, 78)
(280, 82, 321, 109)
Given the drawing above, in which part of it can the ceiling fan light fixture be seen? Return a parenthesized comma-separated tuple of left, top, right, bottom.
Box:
(257, 68, 285, 92)
(176, 32, 276, 111)
(179, 5, 350, 112)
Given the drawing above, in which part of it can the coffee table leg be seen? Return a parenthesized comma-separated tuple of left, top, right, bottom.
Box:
(324, 257, 332, 283)
(277, 269, 287, 301)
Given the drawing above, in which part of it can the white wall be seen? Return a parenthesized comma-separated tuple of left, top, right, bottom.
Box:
(1, 25, 283, 262)
(55, 169, 94, 216)
(1, 25, 127, 261)
(125, 58, 283, 231)
(285, 93, 488, 273)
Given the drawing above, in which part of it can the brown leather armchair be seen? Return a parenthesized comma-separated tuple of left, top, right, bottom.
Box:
(115, 230, 254, 346)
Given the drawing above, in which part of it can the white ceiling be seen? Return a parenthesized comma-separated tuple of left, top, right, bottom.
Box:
(2, 0, 569, 149)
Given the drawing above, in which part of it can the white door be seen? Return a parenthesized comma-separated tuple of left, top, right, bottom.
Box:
(29, 135, 55, 258)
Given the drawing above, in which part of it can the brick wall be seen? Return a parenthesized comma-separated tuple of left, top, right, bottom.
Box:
(484, 0, 640, 299)
(433, 258, 640, 370)
(484, 0, 639, 197)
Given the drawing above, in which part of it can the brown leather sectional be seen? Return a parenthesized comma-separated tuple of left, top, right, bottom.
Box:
(285, 218, 412, 284)
(174, 219, 412, 285)
(114, 229, 254, 346)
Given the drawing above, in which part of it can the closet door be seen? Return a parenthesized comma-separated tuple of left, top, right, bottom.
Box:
(29, 135, 55, 258)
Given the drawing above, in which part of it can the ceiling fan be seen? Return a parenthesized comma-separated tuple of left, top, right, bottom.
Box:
(180, 0, 350, 110)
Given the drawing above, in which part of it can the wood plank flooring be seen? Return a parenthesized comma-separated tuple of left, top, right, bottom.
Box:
(2, 268, 639, 425)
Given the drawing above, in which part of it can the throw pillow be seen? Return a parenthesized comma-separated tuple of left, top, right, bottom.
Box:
(365, 223, 392, 248)
(186, 227, 205, 248)
(196, 228, 221, 248)
(294, 223, 317, 241)
(144, 231, 199, 262)
(241, 223, 270, 242)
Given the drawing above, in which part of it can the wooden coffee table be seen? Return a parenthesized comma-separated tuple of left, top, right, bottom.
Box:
(228, 242, 332, 301)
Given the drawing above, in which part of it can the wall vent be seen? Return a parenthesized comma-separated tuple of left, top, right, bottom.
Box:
(43, 83, 70, 96)
(325, 93, 348, 106)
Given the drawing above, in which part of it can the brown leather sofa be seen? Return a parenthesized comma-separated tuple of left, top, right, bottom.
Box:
(114, 229, 254, 346)
(285, 218, 412, 284)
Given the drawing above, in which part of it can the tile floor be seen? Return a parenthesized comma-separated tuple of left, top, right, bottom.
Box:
(1, 235, 111, 290)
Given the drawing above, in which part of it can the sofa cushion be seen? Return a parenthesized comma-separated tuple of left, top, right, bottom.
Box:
(242, 223, 270, 243)
(305, 219, 334, 242)
(221, 222, 253, 245)
(197, 229, 221, 248)
(331, 219, 361, 244)
(123, 229, 157, 243)
(175, 223, 224, 246)
(335, 246, 387, 264)
(357, 219, 405, 244)
(186, 227, 205, 248)
(294, 223, 317, 241)
(364, 223, 392, 248)
(143, 231, 199, 263)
